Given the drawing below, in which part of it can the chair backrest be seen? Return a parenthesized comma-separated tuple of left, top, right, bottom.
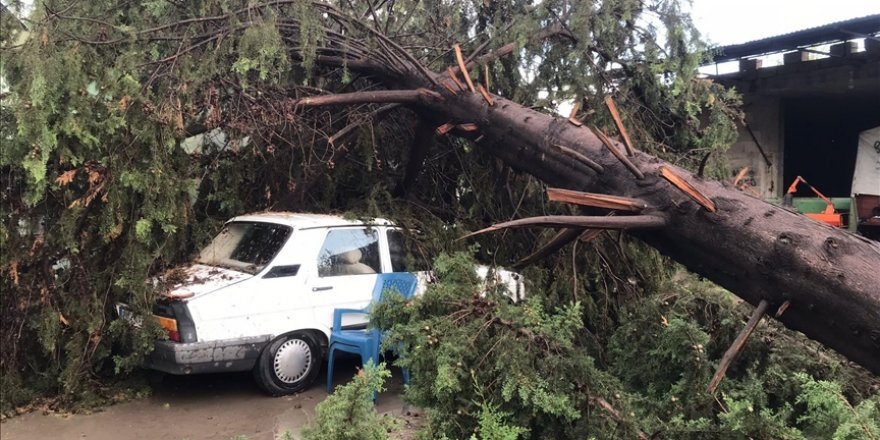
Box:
(372, 272, 418, 303)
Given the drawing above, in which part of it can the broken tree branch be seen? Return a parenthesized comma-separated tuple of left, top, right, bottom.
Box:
(297, 89, 440, 107)
(547, 188, 647, 212)
(461, 214, 667, 239)
(435, 122, 455, 136)
(774, 300, 791, 318)
(568, 101, 583, 126)
(477, 84, 494, 106)
(327, 103, 399, 146)
(591, 127, 645, 179)
(604, 96, 635, 156)
(440, 81, 458, 95)
(446, 67, 465, 90)
(707, 299, 770, 394)
(590, 396, 650, 440)
(553, 144, 604, 174)
(579, 228, 605, 243)
(512, 228, 584, 270)
(659, 166, 717, 213)
(453, 44, 476, 92)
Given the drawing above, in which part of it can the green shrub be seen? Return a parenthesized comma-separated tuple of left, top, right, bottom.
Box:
(300, 362, 397, 440)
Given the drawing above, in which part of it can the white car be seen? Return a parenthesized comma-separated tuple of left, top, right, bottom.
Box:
(134, 212, 523, 395)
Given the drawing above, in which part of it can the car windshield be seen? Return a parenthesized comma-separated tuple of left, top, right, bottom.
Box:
(196, 222, 292, 274)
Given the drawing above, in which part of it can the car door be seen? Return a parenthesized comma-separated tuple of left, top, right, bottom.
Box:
(306, 226, 383, 329)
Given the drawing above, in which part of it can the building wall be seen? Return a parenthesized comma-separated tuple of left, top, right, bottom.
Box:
(717, 48, 880, 199)
(725, 95, 782, 198)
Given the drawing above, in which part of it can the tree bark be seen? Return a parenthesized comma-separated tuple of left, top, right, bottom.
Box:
(399, 82, 880, 374)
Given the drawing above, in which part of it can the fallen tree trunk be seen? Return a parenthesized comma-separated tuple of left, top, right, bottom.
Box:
(386, 79, 880, 374)
(282, 55, 880, 373)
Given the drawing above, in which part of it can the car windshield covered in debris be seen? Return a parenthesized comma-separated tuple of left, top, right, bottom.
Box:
(196, 222, 292, 274)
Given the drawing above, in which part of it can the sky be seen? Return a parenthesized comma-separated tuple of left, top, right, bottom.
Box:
(688, 0, 880, 47)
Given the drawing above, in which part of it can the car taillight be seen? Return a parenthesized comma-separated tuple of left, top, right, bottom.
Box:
(155, 315, 180, 342)
(153, 299, 197, 343)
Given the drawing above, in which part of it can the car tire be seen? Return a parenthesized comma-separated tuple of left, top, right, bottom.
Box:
(253, 331, 321, 396)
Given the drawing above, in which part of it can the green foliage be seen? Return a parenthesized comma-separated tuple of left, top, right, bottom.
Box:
(372, 255, 878, 440)
(300, 362, 397, 440)
(374, 253, 640, 439)
(232, 14, 291, 86)
(795, 373, 880, 440)
(469, 402, 529, 440)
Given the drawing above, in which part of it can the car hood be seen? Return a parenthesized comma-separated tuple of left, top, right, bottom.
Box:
(161, 264, 252, 300)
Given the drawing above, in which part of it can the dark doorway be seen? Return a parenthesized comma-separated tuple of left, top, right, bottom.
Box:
(783, 96, 880, 197)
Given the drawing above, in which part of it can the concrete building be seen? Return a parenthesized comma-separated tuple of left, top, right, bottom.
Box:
(706, 14, 880, 199)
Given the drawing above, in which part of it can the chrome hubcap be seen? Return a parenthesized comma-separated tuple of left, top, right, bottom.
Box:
(273, 339, 311, 384)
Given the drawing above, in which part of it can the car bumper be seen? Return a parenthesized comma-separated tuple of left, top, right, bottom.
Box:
(147, 335, 272, 375)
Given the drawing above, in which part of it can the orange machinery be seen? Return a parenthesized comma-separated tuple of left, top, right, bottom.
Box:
(784, 176, 845, 227)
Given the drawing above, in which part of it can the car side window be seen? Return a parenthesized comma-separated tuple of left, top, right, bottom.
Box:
(317, 228, 381, 277)
(387, 229, 430, 273)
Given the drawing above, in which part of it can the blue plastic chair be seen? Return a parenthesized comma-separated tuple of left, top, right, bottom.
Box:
(326, 272, 418, 394)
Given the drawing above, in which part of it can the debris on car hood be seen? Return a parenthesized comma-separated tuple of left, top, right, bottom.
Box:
(160, 264, 251, 300)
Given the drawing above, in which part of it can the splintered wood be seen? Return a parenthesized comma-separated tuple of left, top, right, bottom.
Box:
(484, 64, 490, 90)
(440, 81, 458, 95)
(659, 166, 717, 212)
(418, 88, 444, 101)
(591, 127, 645, 179)
(733, 167, 750, 187)
(477, 84, 494, 106)
(604, 96, 635, 156)
(446, 67, 465, 90)
(547, 188, 647, 212)
(733, 167, 762, 198)
(568, 102, 583, 126)
(435, 122, 455, 135)
(453, 44, 476, 92)
(775, 300, 791, 318)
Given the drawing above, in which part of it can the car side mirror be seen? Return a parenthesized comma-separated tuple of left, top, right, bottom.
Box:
(262, 264, 300, 279)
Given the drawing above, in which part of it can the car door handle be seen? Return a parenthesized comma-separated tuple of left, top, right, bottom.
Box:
(312, 286, 333, 292)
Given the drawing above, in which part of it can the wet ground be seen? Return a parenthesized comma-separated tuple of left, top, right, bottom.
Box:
(0, 357, 417, 440)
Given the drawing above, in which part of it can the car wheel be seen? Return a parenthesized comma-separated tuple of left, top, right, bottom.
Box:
(254, 331, 322, 396)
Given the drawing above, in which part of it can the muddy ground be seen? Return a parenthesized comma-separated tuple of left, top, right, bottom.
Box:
(1, 357, 421, 440)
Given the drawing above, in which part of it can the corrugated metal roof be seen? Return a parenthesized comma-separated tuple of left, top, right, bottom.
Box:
(710, 13, 880, 63)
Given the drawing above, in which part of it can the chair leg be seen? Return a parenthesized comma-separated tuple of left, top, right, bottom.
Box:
(326, 345, 337, 394)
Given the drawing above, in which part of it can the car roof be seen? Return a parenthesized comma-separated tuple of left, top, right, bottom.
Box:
(227, 212, 393, 229)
